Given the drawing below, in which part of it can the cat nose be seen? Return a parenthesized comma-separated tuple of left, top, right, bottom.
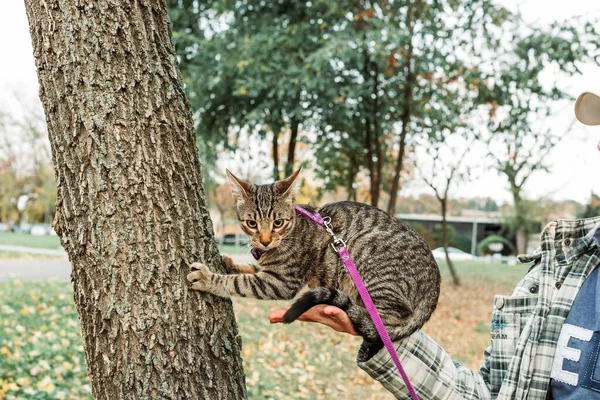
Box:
(259, 233, 272, 246)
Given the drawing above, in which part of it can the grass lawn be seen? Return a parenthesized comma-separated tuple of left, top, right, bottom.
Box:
(0, 233, 61, 250)
(0, 261, 530, 399)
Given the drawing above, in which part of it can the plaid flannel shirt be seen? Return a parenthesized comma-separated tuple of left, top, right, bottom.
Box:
(357, 217, 600, 400)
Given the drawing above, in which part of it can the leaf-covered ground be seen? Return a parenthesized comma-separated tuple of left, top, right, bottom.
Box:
(0, 281, 90, 400)
(0, 262, 529, 399)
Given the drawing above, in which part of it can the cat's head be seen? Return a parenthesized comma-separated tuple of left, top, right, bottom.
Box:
(226, 169, 301, 251)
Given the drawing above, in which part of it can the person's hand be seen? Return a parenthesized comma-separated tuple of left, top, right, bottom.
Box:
(268, 305, 360, 336)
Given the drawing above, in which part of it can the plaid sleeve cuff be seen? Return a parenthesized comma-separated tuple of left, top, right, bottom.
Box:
(356, 331, 491, 399)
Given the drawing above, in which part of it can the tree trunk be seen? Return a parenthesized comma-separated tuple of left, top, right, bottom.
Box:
(347, 170, 357, 201)
(387, 5, 415, 215)
(372, 63, 383, 209)
(24, 1, 247, 399)
(362, 50, 379, 208)
(272, 130, 280, 180)
(285, 119, 299, 177)
(511, 188, 527, 254)
(516, 229, 527, 255)
(365, 117, 378, 207)
(441, 200, 460, 286)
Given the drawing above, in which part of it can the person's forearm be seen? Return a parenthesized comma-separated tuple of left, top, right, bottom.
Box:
(357, 331, 492, 399)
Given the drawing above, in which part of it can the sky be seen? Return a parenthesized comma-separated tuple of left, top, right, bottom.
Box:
(1, 1, 600, 205)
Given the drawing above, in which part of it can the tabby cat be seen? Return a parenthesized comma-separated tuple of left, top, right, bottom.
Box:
(188, 169, 441, 343)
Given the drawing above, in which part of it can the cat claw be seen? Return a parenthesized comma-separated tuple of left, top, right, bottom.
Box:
(190, 262, 205, 271)
(187, 263, 211, 284)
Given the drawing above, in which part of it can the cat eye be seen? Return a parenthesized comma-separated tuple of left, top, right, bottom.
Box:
(273, 219, 284, 228)
(246, 220, 257, 228)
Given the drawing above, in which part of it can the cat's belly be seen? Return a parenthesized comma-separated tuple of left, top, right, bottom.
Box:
(339, 277, 360, 303)
(306, 275, 321, 289)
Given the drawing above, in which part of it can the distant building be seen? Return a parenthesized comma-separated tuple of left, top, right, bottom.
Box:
(396, 213, 512, 255)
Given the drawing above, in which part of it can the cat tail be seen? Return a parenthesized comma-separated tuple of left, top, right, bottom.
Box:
(283, 287, 418, 343)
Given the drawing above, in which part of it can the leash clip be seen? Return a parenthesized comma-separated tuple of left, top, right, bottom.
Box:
(331, 238, 347, 253)
(322, 217, 335, 236)
(323, 216, 346, 252)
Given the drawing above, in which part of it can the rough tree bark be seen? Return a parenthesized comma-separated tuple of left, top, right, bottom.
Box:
(25, 1, 247, 399)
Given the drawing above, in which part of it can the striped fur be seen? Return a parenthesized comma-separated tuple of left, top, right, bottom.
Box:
(188, 170, 441, 342)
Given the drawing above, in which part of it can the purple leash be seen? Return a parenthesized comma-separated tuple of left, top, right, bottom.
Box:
(294, 205, 420, 400)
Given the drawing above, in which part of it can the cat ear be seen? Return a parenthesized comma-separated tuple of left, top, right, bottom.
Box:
(275, 168, 302, 196)
(226, 169, 252, 200)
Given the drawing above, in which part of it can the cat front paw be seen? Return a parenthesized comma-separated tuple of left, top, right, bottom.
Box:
(187, 262, 212, 291)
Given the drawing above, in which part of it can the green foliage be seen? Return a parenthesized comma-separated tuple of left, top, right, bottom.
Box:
(166, 0, 504, 202)
(484, 199, 500, 212)
(501, 199, 544, 238)
(432, 223, 456, 249)
(410, 222, 435, 249)
(168, 0, 348, 178)
(167, 0, 600, 213)
(578, 193, 600, 218)
(477, 16, 600, 243)
(453, 234, 473, 254)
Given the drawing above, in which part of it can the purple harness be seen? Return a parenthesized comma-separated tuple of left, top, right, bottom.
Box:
(252, 205, 419, 400)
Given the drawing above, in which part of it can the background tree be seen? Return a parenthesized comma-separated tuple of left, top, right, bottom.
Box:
(167, 0, 599, 219)
(419, 136, 474, 286)
(168, 0, 346, 180)
(0, 99, 54, 224)
(478, 17, 600, 253)
(14, 96, 56, 224)
(208, 181, 236, 240)
(25, 1, 246, 398)
(381, 0, 492, 214)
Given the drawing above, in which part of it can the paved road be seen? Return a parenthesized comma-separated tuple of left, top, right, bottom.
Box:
(0, 258, 72, 281)
(0, 253, 253, 281)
